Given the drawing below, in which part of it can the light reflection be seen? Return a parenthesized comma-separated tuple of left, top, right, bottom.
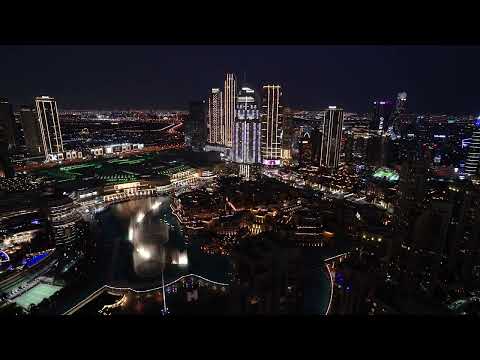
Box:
(151, 201, 162, 210)
(128, 224, 134, 242)
(136, 212, 145, 224)
(136, 246, 151, 260)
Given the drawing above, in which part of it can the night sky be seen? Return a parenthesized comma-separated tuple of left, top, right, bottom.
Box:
(0, 45, 479, 114)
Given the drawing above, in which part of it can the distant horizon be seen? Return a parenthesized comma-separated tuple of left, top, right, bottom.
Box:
(2, 46, 480, 115)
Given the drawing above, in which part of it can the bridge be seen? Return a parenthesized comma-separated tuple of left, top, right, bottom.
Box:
(323, 252, 349, 315)
(63, 273, 229, 315)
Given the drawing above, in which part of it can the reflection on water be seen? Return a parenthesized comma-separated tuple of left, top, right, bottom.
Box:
(95, 196, 231, 289)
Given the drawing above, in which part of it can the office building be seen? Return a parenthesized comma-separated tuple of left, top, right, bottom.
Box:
(232, 85, 261, 179)
(35, 96, 64, 160)
(261, 85, 283, 166)
(207, 88, 224, 146)
(185, 101, 207, 151)
(319, 106, 344, 169)
(224, 73, 236, 148)
(20, 105, 43, 155)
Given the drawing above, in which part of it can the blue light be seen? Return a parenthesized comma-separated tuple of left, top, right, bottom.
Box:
(475, 117, 480, 128)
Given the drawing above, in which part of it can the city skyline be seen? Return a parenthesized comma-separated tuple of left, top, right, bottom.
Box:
(1, 46, 480, 114)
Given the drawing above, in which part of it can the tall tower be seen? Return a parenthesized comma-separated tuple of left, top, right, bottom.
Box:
(261, 85, 283, 166)
(207, 89, 224, 145)
(233, 85, 261, 179)
(390, 92, 407, 135)
(370, 100, 393, 134)
(35, 96, 64, 160)
(320, 106, 344, 169)
(224, 73, 236, 148)
(20, 105, 44, 155)
(281, 107, 294, 164)
(185, 101, 207, 151)
(465, 116, 480, 177)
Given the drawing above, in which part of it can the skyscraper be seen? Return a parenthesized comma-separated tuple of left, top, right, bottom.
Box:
(0, 98, 16, 150)
(390, 92, 407, 135)
(281, 107, 294, 164)
(224, 73, 236, 148)
(233, 85, 261, 179)
(207, 89, 224, 146)
(0, 98, 14, 177)
(370, 100, 393, 134)
(320, 106, 344, 169)
(261, 85, 283, 166)
(465, 116, 480, 177)
(185, 101, 207, 151)
(13, 111, 26, 151)
(20, 105, 43, 156)
(35, 96, 64, 160)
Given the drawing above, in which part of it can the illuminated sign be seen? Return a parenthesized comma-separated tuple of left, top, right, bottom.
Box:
(262, 159, 281, 166)
(434, 135, 446, 139)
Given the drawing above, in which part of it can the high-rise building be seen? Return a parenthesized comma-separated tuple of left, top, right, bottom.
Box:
(0, 98, 16, 150)
(224, 73, 236, 148)
(232, 85, 261, 179)
(13, 111, 26, 151)
(261, 85, 283, 166)
(319, 106, 344, 169)
(370, 100, 393, 134)
(20, 105, 43, 156)
(185, 101, 207, 151)
(207, 89, 224, 146)
(35, 96, 64, 160)
(281, 108, 295, 164)
(390, 92, 407, 136)
(465, 116, 480, 177)
(297, 128, 313, 167)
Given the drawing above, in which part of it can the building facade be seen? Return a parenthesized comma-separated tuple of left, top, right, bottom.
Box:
(233, 86, 261, 179)
(320, 106, 344, 169)
(20, 105, 43, 155)
(465, 117, 480, 177)
(0, 98, 16, 150)
(224, 73, 236, 148)
(261, 85, 283, 166)
(35, 96, 64, 160)
(185, 101, 207, 151)
(370, 100, 393, 134)
(207, 89, 224, 146)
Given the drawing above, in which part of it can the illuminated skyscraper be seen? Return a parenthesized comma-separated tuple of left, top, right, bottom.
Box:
(320, 106, 344, 169)
(233, 85, 261, 179)
(224, 73, 236, 148)
(35, 96, 64, 160)
(207, 89, 224, 145)
(261, 85, 283, 166)
(465, 116, 480, 177)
